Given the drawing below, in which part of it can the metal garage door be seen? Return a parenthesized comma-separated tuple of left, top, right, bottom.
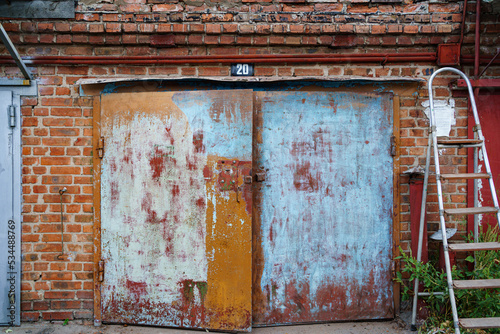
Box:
(93, 86, 396, 331)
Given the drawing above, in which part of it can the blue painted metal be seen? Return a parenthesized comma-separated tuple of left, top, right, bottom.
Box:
(0, 0, 75, 18)
(0, 90, 21, 326)
(91, 79, 412, 97)
(253, 91, 394, 324)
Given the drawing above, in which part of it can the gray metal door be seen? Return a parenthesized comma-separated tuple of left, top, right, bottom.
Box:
(0, 90, 21, 326)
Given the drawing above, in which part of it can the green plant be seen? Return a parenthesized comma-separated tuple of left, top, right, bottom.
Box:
(395, 226, 500, 334)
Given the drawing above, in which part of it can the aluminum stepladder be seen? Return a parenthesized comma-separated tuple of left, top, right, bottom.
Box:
(411, 67, 500, 334)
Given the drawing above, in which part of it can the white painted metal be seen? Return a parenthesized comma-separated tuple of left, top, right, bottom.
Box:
(411, 68, 500, 333)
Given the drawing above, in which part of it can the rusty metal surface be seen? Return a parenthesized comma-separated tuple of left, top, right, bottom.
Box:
(252, 91, 394, 325)
(467, 92, 500, 232)
(99, 90, 253, 331)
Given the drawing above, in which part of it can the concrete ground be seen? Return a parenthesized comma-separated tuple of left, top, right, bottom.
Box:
(2, 317, 413, 334)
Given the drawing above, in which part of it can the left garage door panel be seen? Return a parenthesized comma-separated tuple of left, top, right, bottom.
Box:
(97, 91, 253, 331)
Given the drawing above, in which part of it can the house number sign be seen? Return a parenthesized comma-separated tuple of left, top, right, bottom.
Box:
(231, 64, 254, 76)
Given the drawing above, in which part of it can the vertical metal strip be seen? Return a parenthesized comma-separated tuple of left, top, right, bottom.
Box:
(392, 95, 401, 315)
(411, 132, 432, 329)
(92, 96, 102, 326)
(427, 68, 469, 334)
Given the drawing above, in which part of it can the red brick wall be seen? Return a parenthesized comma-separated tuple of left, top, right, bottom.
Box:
(1, 0, 499, 322)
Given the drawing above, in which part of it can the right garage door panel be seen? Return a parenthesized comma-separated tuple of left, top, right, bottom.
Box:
(252, 91, 395, 325)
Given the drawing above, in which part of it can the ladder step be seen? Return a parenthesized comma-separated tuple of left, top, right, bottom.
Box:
(444, 207, 499, 215)
(437, 138, 483, 145)
(453, 279, 500, 289)
(449, 242, 500, 252)
(440, 173, 490, 180)
(460, 317, 500, 329)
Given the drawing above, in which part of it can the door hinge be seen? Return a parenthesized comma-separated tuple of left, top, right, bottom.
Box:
(97, 137, 104, 159)
(390, 135, 397, 157)
(8, 105, 16, 127)
(98, 260, 105, 282)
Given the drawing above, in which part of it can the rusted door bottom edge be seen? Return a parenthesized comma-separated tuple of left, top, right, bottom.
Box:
(100, 317, 396, 331)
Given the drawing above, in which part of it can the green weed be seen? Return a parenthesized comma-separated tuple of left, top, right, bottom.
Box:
(395, 226, 500, 334)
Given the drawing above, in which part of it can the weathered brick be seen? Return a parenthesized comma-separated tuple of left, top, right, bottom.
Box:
(150, 34, 175, 46)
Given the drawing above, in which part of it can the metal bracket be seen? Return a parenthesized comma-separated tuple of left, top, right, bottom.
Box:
(255, 172, 266, 182)
(390, 135, 396, 157)
(218, 160, 238, 191)
(8, 105, 15, 127)
(98, 260, 105, 282)
(97, 137, 105, 159)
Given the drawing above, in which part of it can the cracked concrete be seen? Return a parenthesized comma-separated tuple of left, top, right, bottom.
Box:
(2, 317, 413, 334)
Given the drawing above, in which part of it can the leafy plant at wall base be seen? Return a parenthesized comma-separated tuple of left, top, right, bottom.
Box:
(395, 226, 500, 334)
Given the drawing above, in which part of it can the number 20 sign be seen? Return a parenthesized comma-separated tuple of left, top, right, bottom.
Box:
(231, 64, 254, 76)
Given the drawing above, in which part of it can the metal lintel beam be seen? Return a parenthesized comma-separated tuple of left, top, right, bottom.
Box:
(0, 78, 32, 86)
(0, 23, 33, 81)
(456, 79, 500, 88)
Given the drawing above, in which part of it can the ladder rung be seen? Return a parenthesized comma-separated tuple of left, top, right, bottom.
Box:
(453, 279, 500, 289)
(440, 173, 490, 180)
(449, 242, 500, 252)
(444, 207, 499, 215)
(460, 317, 500, 329)
(437, 139, 483, 145)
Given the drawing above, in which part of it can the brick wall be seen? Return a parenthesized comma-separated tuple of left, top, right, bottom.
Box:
(1, 0, 499, 323)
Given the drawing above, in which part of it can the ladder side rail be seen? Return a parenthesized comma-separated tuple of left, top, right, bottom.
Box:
(474, 146, 479, 242)
(411, 134, 434, 330)
(431, 129, 461, 334)
(428, 69, 461, 334)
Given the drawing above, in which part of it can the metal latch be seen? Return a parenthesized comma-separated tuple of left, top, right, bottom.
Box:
(97, 137, 105, 159)
(8, 105, 15, 127)
(255, 167, 267, 182)
(98, 260, 105, 282)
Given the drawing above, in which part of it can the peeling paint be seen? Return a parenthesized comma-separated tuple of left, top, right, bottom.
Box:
(253, 91, 394, 325)
(100, 91, 253, 331)
(469, 93, 500, 231)
(422, 99, 456, 137)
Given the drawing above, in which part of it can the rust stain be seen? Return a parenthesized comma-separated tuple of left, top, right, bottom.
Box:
(293, 161, 320, 192)
(125, 279, 147, 298)
(149, 144, 176, 179)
